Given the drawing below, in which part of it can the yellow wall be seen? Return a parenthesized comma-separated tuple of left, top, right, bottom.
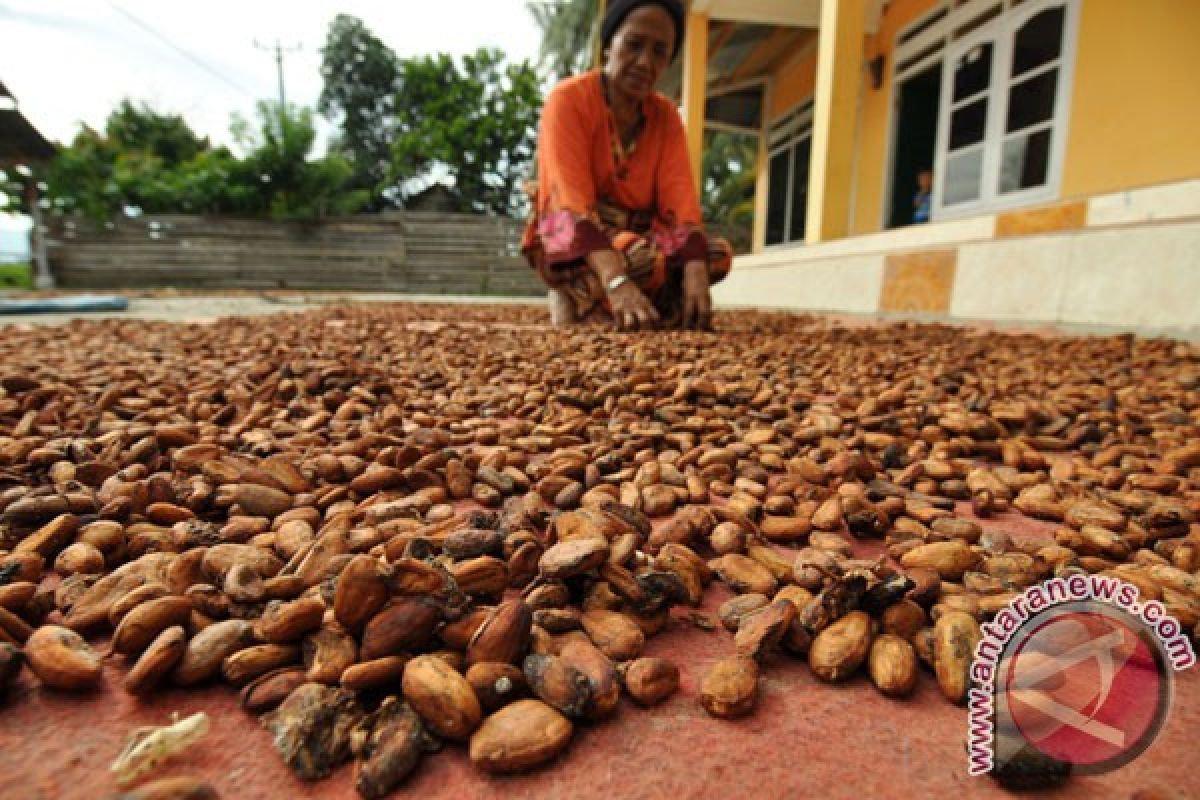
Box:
(1062, 0, 1200, 198)
(768, 49, 816, 120)
(765, 0, 939, 234)
(851, 0, 939, 234)
(758, 0, 1200, 239)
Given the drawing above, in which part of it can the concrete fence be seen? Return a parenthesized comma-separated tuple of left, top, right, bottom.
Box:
(43, 212, 543, 296)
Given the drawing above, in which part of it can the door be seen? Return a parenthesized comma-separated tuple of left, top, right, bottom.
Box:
(888, 60, 943, 228)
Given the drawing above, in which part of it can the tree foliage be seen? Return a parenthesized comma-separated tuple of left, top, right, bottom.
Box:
(527, 0, 600, 80)
(106, 99, 208, 165)
(318, 14, 400, 202)
(702, 131, 758, 254)
(232, 101, 370, 219)
(386, 49, 542, 216)
(0, 101, 366, 224)
(318, 15, 543, 216)
(4, 17, 544, 222)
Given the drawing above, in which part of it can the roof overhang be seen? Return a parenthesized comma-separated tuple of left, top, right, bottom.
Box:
(0, 110, 56, 168)
(0, 79, 56, 168)
(690, 0, 884, 35)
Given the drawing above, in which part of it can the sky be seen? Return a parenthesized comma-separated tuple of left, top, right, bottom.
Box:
(0, 1, 548, 245)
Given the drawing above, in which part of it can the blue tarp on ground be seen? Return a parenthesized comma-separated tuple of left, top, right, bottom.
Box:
(0, 295, 129, 314)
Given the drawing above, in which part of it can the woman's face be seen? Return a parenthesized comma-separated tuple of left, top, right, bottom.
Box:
(604, 5, 676, 103)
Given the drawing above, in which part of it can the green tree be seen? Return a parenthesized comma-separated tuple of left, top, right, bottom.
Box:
(231, 101, 369, 219)
(106, 99, 208, 165)
(34, 126, 122, 221)
(2, 105, 204, 221)
(387, 48, 542, 216)
(9, 99, 366, 223)
(527, 0, 600, 79)
(317, 14, 400, 203)
(702, 131, 758, 254)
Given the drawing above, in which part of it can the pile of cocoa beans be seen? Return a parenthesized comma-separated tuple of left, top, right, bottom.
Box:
(0, 305, 1197, 797)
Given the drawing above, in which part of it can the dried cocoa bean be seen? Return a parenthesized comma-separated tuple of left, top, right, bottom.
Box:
(25, 625, 102, 690)
(699, 656, 758, 719)
(468, 699, 573, 774)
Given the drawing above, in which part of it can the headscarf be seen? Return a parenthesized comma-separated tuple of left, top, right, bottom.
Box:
(601, 0, 686, 61)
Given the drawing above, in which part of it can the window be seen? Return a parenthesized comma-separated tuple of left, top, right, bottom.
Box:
(886, 0, 1077, 224)
(764, 101, 813, 246)
(933, 0, 1076, 217)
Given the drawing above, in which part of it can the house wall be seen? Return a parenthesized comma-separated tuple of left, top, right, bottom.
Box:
(758, 0, 1200, 237)
(1061, 0, 1200, 198)
(852, 0, 939, 234)
(715, 178, 1200, 335)
(764, 0, 940, 236)
(767, 48, 816, 119)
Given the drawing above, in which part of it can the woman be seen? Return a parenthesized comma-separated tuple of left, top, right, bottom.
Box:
(522, 0, 732, 331)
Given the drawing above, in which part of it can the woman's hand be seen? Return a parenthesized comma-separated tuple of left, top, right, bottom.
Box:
(589, 248, 659, 331)
(682, 260, 712, 330)
(607, 278, 660, 331)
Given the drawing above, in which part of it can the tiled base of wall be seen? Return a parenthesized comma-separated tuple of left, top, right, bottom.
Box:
(716, 180, 1200, 335)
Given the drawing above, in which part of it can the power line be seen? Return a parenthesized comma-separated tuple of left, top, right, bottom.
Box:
(254, 39, 303, 110)
(106, 2, 257, 99)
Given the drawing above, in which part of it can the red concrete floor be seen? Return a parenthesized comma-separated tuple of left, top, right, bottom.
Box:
(1, 503, 1196, 800)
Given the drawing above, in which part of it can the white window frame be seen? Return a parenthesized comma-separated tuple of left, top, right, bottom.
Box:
(932, 0, 1080, 219)
(765, 100, 814, 247)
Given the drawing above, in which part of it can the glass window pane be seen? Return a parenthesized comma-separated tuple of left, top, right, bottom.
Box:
(943, 148, 984, 206)
(1006, 69, 1058, 133)
(953, 42, 993, 102)
(1012, 7, 1065, 77)
(788, 139, 810, 243)
(999, 129, 1052, 193)
(950, 98, 988, 150)
(766, 150, 790, 245)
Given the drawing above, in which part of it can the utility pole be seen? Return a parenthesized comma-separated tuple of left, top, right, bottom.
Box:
(254, 39, 302, 115)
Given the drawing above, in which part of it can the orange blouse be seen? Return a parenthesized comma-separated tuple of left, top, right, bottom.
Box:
(523, 70, 707, 275)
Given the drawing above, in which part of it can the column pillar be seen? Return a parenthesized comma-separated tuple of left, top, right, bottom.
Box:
(593, 0, 607, 68)
(805, 0, 866, 243)
(751, 121, 769, 253)
(681, 9, 709, 192)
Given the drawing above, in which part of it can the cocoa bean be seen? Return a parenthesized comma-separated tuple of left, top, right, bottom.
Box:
(468, 699, 573, 774)
(25, 625, 102, 690)
(360, 599, 442, 661)
(332, 555, 390, 633)
(465, 662, 527, 712)
(258, 596, 326, 644)
(354, 697, 425, 799)
(868, 634, 918, 697)
(466, 599, 532, 667)
(124, 625, 188, 695)
(580, 610, 645, 661)
(402, 654, 482, 740)
(113, 595, 194, 655)
(538, 538, 609, 580)
(522, 653, 591, 718)
(173, 619, 255, 686)
(699, 656, 758, 719)
(620, 657, 679, 706)
(240, 667, 308, 713)
(558, 638, 620, 719)
(341, 656, 410, 692)
(734, 599, 797, 660)
(809, 611, 872, 682)
(934, 610, 981, 704)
